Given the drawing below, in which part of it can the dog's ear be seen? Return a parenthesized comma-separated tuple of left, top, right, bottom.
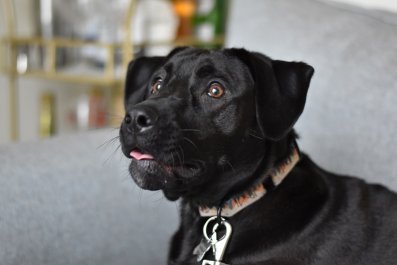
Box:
(124, 56, 166, 107)
(229, 49, 314, 140)
(261, 58, 314, 140)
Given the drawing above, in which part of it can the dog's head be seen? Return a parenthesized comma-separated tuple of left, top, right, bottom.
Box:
(120, 47, 314, 203)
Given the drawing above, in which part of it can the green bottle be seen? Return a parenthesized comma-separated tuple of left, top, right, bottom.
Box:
(193, 0, 228, 49)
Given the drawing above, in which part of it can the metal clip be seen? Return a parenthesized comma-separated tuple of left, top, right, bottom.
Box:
(202, 216, 233, 265)
(211, 220, 232, 262)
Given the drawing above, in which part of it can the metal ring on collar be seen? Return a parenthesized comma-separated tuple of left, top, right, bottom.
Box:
(203, 216, 226, 242)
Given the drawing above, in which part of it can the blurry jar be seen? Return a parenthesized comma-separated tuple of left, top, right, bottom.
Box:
(172, 0, 196, 39)
(133, 0, 179, 56)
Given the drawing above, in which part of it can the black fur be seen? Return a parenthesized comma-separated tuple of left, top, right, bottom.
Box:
(119, 47, 397, 265)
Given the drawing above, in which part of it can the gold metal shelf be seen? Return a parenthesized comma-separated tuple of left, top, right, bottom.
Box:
(0, 0, 225, 141)
(0, 37, 122, 86)
(12, 71, 123, 86)
(0, 0, 137, 140)
(0, 34, 225, 86)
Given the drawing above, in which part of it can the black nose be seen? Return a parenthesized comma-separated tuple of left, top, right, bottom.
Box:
(124, 108, 157, 133)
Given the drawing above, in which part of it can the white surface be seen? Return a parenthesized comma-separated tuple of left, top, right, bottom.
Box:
(17, 78, 93, 142)
(323, 0, 397, 12)
(0, 74, 94, 143)
(0, 2, 6, 36)
(133, 0, 178, 56)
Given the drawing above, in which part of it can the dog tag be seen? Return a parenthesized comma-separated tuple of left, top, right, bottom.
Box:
(193, 237, 213, 262)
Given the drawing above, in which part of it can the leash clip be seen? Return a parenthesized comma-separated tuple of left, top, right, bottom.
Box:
(201, 216, 233, 265)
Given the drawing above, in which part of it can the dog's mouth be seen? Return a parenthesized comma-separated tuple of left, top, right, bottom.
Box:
(130, 148, 175, 171)
(126, 147, 205, 197)
(129, 148, 199, 169)
(129, 148, 173, 173)
(130, 149, 155, 161)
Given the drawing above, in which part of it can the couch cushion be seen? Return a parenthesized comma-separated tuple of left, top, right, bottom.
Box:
(226, 0, 397, 191)
(0, 129, 178, 265)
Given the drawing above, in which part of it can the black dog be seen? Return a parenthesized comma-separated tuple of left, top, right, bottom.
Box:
(120, 47, 397, 265)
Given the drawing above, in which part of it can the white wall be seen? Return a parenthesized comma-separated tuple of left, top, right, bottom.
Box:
(0, 0, 39, 144)
(324, 0, 397, 13)
(0, 76, 89, 144)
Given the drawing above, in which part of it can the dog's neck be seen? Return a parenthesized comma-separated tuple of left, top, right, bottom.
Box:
(198, 142, 300, 217)
(186, 132, 299, 210)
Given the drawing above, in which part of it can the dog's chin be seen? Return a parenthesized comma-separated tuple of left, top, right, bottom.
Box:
(128, 158, 206, 199)
(129, 160, 167, 190)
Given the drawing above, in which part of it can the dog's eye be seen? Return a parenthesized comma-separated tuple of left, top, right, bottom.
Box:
(207, 82, 224, 98)
(151, 78, 163, 94)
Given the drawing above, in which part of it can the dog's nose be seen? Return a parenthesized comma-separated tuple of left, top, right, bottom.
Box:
(124, 108, 157, 133)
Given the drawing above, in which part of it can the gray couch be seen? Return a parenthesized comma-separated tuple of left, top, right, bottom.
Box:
(1, 0, 396, 264)
(0, 130, 179, 265)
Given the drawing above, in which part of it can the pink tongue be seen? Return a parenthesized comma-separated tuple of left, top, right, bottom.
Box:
(130, 150, 154, 160)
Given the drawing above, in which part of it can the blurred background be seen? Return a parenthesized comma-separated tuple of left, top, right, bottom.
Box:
(1, 0, 396, 144)
(0, 0, 229, 143)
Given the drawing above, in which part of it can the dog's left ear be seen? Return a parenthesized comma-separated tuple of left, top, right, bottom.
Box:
(264, 59, 314, 140)
(229, 49, 314, 140)
(124, 56, 166, 107)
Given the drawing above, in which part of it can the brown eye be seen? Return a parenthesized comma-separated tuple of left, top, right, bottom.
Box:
(207, 82, 225, 98)
(151, 78, 163, 94)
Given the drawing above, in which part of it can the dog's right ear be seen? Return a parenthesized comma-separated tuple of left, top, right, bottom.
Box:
(124, 56, 166, 107)
(124, 47, 191, 107)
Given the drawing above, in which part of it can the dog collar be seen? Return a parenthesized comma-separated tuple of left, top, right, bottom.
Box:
(199, 143, 300, 217)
